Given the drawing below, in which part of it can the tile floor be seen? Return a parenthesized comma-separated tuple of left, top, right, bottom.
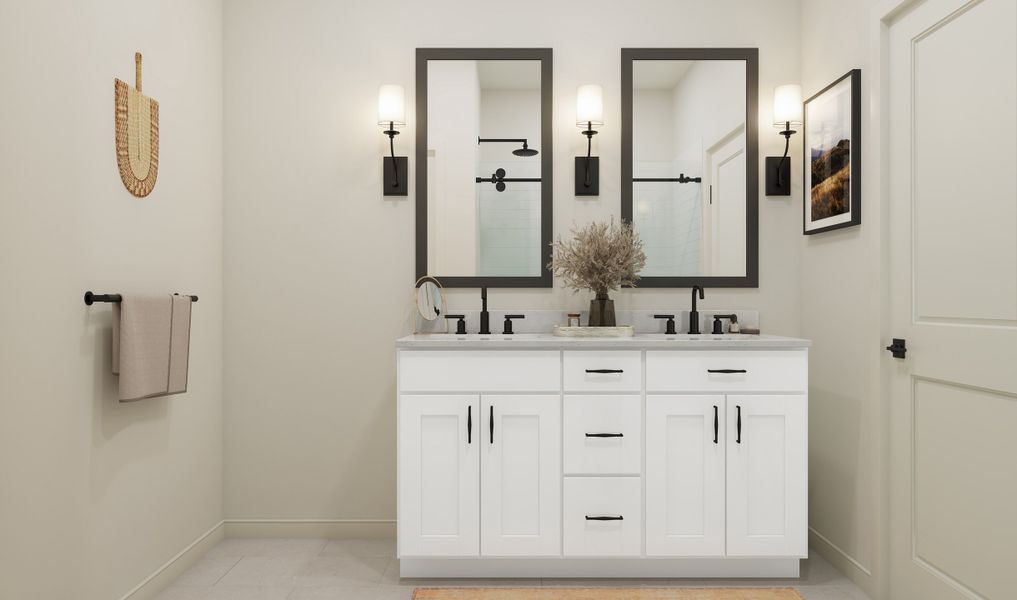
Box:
(155, 539, 872, 600)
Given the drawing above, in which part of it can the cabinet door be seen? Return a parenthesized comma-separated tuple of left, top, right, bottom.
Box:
(726, 394, 807, 557)
(399, 395, 479, 557)
(645, 395, 726, 556)
(481, 395, 561, 556)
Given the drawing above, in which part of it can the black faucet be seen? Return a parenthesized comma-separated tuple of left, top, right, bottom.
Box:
(503, 314, 524, 335)
(689, 286, 705, 334)
(479, 287, 491, 335)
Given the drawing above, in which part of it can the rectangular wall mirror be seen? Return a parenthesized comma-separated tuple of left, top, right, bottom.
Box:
(416, 48, 552, 287)
(621, 48, 758, 287)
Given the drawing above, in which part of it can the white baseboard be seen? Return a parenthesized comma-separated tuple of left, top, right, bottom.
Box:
(809, 527, 875, 597)
(223, 519, 396, 539)
(120, 520, 225, 600)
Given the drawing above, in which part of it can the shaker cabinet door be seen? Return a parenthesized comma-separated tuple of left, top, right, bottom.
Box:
(481, 394, 561, 556)
(645, 395, 726, 556)
(726, 394, 808, 557)
(398, 394, 480, 557)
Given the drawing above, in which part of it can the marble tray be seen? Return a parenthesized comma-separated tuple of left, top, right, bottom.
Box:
(552, 325, 635, 338)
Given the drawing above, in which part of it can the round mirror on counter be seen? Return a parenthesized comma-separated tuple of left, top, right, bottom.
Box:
(414, 276, 447, 331)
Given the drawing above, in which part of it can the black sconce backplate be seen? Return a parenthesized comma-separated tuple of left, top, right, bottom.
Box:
(575, 156, 599, 196)
(765, 156, 791, 196)
(383, 157, 408, 196)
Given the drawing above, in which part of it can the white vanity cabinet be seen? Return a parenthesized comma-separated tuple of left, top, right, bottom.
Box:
(398, 351, 561, 561)
(397, 336, 809, 578)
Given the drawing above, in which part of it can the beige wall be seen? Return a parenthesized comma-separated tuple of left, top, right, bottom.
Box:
(0, 1, 224, 599)
(222, 0, 804, 520)
(799, 1, 884, 597)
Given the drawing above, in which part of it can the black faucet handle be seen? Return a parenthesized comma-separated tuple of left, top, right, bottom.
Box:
(653, 314, 677, 335)
(711, 314, 738, 334)
(445, 314, 467, 334)
(503, 314, 525, 335)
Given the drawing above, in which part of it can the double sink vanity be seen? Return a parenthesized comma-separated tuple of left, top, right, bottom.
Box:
(396, 333, 809, 578)
(400, 45, 807, 579)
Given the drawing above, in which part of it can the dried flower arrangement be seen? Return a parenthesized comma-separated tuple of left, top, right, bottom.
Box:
(549, 220, 646, 326)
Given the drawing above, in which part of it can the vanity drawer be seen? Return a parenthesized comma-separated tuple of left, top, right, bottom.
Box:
(563, 351, 642, 392)
(399, 350, 560, 392)
(563, 477, 642, 556)
(646, 350, 807, 393)
(564, 395, 641, 475)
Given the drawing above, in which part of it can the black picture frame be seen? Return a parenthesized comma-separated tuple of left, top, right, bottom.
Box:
(415, 48, 553, 288)
(620, 48, 759, 288)
(803, 69, 861, 235)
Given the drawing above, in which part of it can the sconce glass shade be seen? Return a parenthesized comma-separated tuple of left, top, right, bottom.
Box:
(576, 84, 604, 127)
(378, 84, 405, 127)
(773, 84, 803, 126)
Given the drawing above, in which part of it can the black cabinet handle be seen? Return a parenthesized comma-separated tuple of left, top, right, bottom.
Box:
(489, 405, 494, 444)
(585, 515, 624, 521)
(713, 405, 718, 444)
(736, 405, 742, 444)
(467, 405, 472, 444)
(585, 432, 624, 438)
(708, 369, 747, 374)
(586, 368, 623, 374)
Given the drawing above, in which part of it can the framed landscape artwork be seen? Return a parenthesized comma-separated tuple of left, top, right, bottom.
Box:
(803, 69, 861, 234)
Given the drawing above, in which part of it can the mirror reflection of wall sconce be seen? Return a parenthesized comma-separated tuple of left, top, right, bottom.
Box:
(575, 84, 603, 196)
(766, 84, 802, 196)
(378, 84, 407, 196)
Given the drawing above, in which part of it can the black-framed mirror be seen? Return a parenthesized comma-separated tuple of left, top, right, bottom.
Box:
(415, 48, 553, 288)
(621, 48, 758, 287)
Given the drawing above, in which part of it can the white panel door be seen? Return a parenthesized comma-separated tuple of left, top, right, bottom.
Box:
(704, 126, 746, 276)
(481, 395, 561, 556)
(645, 395, 726, 556)
(888, 1, 1017, 598)
(726, 395, 807, 557)
(398, 395, 479, 557)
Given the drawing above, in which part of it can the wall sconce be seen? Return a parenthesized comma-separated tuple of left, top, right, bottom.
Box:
(575, 84, 603, 196)
(766, 84, 802, 196)
(378, 84, 407, 196)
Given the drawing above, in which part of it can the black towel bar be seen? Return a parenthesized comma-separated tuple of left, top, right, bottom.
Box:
(84, 291, 198, 305)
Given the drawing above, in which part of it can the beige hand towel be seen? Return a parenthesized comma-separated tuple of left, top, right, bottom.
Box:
(112, 294, 192, 401)
(114, 295, 173, 401)
(167, 294, 192, 394)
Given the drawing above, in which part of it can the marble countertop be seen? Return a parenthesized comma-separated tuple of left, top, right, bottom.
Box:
(396, 333, 810, 350)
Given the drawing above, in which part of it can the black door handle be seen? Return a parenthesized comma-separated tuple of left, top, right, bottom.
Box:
(713, 405, 718, 444)
(489, 405, 494, 444)
(586, 368, 623, 374)
(467, 405, 472, 444)
(708, 369, 747, 374)
(736, 405, 742, 444)
(585, 515, 624, 521)
(585, 432, 624, 438)
(886, 338, 907, 359)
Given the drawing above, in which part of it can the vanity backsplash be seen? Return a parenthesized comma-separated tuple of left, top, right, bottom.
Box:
(417, 309, 759, 335)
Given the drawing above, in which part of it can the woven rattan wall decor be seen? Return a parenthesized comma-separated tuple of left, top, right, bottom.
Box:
(114, 53, 159, 197)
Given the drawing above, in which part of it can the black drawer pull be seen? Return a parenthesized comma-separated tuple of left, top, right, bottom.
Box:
(585, 515, 624, 521)
(467, 405, 472, 444)
(708, 369, 747, 374)
(586, 368, 623, 374)
(585, 432, 624, 438)
(489, 405, 494, 444)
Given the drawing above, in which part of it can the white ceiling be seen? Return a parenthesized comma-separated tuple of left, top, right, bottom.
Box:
(477, 60, 541, 91)
(633, 60, 694, 90)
